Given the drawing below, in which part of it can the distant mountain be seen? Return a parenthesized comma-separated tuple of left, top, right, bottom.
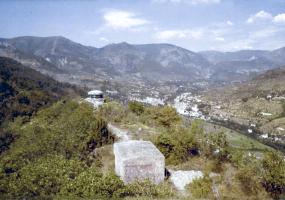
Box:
(0, 36, 285, 92)
(200, 48, 285, 82)
(254, 65, 285, 81)
(0, 36, 211, 82)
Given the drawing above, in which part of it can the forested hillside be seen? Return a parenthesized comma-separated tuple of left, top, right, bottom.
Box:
(0, 57, 84, 153)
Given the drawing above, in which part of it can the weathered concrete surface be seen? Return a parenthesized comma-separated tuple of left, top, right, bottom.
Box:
(114, 140, 165, 184)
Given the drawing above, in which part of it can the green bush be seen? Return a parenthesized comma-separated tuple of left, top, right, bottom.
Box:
(0, 155, 86, 199)
(98, 101, 127, 123)
(187, 175, 213, 199)
(60, 169, 125, 199)
(4, 101, 112, 164)
(155, 125, 198, 164)
(261, 151, 285, 199)
(0, 100, 113, 195)
(200, 131, 229, 162)
(124, 180, 174, 198)
(60, 171, 173, 199)
(235, 157, 262, 195)
(128, 101, 145, 115)
(144, 106, 181, 127)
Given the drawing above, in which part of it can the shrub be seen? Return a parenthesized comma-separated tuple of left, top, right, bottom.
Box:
(60, 171, 173, 199)
(187, 175, 213, 199)
(0, 100, 113, 178)
(235, 159, 262, 195)
(155, 125, 198, 164)
(0, 155, 86, 199)
(128, 101, 145, 115)
(144, 106, 181, 127)
(124, 180, 174, 198)
(60, 169, 125, 199)
(261, 151, 285, 199)
(200, 131, 229, 162)
(97, 101, 127, 123)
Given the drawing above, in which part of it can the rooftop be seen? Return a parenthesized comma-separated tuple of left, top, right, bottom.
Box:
(88, 90, 103, 95)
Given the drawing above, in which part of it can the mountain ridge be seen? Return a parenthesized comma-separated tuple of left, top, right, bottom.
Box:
(1, 36, 285, 95)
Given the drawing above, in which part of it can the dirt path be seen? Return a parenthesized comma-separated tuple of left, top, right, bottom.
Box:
(107, 123, 130, 141)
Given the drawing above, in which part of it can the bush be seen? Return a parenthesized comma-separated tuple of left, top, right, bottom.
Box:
(187, 175, 213, 199)
(200, 131, 229, 162)
(60, 171, 173, 199)
(60, 169, 125, 199)
(0, 155, 86, 199)
(144, 106, 181, 127)
(155, 125, 198, 164)
(261, 151, 285, 199)
(0, 100, 114, 193)
(4, 101, 112, 164)
(128, 101, 145, 115)
(124, 180, 174, 198)
(97, 101, 127, 123)
(235, 158, 262, 195)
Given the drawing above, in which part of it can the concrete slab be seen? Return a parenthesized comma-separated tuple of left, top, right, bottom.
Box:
(114, 140, 165, 184)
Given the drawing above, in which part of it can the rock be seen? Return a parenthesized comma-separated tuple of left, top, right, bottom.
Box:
(113, 140, 165, 184)
(169, 170, 203, 191)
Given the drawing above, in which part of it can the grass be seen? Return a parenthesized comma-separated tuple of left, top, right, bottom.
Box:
(203, 121, 272, 152)
(225, 129, 272, 151)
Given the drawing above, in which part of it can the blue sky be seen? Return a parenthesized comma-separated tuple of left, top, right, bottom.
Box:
(0, 0, 285, 51)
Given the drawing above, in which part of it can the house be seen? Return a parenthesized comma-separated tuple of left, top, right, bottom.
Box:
(114, 140, 165, 184)
(85, 90, 104, 108)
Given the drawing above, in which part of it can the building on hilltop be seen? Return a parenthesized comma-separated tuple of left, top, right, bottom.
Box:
(85, 90, 104, 108)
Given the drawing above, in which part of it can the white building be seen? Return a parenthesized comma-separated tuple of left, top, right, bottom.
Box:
(85, 90, 104, 108)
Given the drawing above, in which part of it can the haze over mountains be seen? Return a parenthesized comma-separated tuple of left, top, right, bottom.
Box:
(1, 36, 285, 93)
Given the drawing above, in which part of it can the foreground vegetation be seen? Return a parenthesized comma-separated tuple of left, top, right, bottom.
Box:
(98, 100, 285, 199)
(0, 101, 174, 199)
(0, 97, 284, 199)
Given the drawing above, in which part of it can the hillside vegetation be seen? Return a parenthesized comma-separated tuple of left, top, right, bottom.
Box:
(0, 57, 84, 153)
(0, 99, 284, 199)
(97, 101, 285, 199)
(0, 101, 174, 199)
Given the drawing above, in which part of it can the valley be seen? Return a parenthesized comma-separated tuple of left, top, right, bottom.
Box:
(0, 36, 284, 199)
(1, 36, 284, 152)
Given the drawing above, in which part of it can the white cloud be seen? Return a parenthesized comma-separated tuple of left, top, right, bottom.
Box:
(99, 37, 109, 42)
(103, 10, 149, 29)
(247, 10, 272, 23)
(190, 0, 220, 5)
(249, 27, 279, 39)
(273, 13, 285, 23)
(215, 37, 225, 41)
(156, 30, 187, 40)
(152, 0, 221, 5)
(226, 20, 234, 26)
(155, 29, 203, 40)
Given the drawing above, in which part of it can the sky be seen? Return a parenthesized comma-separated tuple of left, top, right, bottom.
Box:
(0, 0, 285, 51)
